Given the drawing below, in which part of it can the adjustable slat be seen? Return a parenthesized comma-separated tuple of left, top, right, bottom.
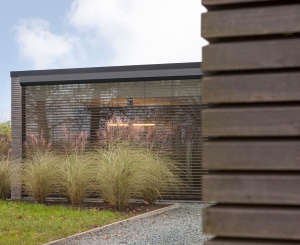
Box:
(23, 79, 205, 200)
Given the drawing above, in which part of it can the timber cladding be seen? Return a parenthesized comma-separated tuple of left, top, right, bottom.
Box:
(11, 77, 22, 200)
(201, 0, 300, 244)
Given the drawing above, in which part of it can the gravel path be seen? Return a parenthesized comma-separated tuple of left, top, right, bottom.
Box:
(59, 203, 212, 245)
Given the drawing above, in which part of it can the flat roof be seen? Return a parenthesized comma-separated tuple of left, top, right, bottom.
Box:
(11, 62, 202, 85)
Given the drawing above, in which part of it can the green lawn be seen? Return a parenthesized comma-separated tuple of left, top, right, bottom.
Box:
(0, 200, 129, 245)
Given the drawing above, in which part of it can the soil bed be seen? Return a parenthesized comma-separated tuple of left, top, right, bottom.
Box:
(35, 199, 171, 216)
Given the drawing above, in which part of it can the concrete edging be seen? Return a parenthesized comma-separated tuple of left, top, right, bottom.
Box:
(43, 203, 180, 245)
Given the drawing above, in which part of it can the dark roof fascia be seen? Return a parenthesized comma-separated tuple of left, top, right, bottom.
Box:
(10, 62, 202, 85)
(11, 62, 201, 77)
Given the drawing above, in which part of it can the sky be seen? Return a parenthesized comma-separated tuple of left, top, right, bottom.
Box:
(0, 0, 207, 122)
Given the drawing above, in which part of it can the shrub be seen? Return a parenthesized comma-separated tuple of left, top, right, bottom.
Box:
(0, 121, 11, 136)
(23, 132, 59, 204)
(0, 121, 11, 159)
(0, 157, 11, 200)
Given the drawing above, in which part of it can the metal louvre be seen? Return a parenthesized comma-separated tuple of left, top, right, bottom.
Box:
(22, 79, 207, 200)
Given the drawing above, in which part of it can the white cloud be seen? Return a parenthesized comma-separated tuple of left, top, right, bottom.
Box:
(15, 19, 85, 69)
(68, 0, 207, 66)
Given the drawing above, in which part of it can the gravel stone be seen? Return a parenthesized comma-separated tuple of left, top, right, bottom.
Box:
(59, 203, 213, 245)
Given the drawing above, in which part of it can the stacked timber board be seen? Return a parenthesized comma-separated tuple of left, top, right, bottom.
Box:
(201, 0, 300, 244)
(11, 77, 22, 200)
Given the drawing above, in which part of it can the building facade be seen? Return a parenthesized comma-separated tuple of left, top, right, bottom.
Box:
(11, 62, 206, 200)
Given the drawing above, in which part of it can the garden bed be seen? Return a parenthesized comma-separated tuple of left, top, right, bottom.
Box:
(41, 199, 171, 216)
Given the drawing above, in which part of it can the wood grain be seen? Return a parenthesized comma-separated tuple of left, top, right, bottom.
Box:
(203, 206, 300, 240)
(202, 4, 300, 39)
(201, 0, 300, 243)
(202, 39, 300, 72)
(202, 174, 300, 204)
(202, 140, 300, 170)
(202, 72, 300, 104)
(202, 106, 300, 137)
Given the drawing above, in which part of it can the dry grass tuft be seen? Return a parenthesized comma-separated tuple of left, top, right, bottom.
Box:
(24, 130, 51, 159)
(62, 125, 88, 156)
(23, 131, 59, 204)
(137, 150, 184, 204)
(23, 154, 59, 204)
(20, 117, 184, 207)
(97, 114, 143, 147)
(58, 128, 95, 206)
(0, 157, 11, 200)
(93, 116, 184, 209)
(93, 141, 183, 209)
(59, 153, 95, 206)
(97, 115, 173, 152)
(92, 143, 142, 210)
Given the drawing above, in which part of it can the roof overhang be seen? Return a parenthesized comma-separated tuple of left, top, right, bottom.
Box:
(10, 62, 202, 86)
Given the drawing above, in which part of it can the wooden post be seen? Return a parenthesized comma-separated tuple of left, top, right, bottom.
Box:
(201, 0, 300, 243)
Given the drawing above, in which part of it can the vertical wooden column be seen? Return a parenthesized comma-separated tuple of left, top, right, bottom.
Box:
(201, 0, 300, 243)
(11, 77, 22, 200)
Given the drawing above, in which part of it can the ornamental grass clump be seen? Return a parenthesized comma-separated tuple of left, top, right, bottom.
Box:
(93, 142, 142, 211)
(93, 143, 183, 209)
(59, 154, 95, 206)
(97, 114, 173, 152)
(97, 115, 143, 147)
(23, 131, 59, 204)
(94, 116, 184, 209)
(58, 126, 95, 206)
(137, 150, 183, 204)
(62, 125, 88, 156)
(0, 155, 11, 200)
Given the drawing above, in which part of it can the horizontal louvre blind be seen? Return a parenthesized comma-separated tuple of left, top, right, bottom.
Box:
(23, 79, 207, 200)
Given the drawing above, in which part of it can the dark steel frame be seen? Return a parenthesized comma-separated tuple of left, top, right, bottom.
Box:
(11, 62, 202, 85)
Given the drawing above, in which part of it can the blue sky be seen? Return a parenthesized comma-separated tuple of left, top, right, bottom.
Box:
(0, 0, 207, 122)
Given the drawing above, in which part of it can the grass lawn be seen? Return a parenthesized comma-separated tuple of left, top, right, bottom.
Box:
(0, 200, 129, 245)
